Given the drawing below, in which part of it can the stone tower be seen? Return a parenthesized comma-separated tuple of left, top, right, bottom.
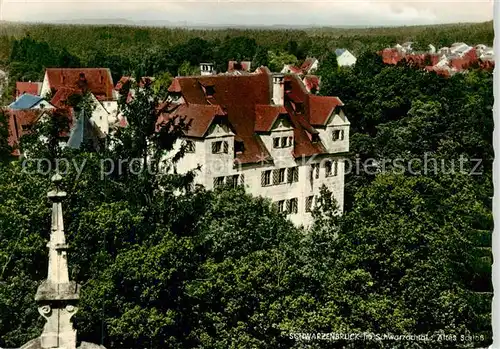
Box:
(20, 174, 105, 349)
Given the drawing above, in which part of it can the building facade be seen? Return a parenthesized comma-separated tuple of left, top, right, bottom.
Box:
(162, 67, 349, 227)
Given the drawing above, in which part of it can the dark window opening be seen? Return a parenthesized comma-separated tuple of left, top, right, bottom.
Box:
(205, 85, 215, 97)
(235, 141, 244, 154)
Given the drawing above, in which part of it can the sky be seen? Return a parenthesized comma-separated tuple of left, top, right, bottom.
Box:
(1, 0, 494, 27)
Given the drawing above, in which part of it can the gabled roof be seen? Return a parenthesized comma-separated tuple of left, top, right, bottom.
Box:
(115, 76, 155, 91)
(335, 48, 346, 57)
(44, 68, 114, 101)
(158, 103, 227, 138)
(302, 75, 320, 93)
(300, 58, 317, 72)
(228, 61, 252, 73)
(8, 94, 44, 110)
(164, 69, 345, 163)
(15, 82, 41, 98)
(254, 105, 288, 132)
(50, 87, 82, 108)
(308, 95, 343, 126)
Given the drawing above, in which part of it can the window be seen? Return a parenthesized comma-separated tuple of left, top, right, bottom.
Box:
(310, 163, 320, 179)
(261, 170, 271, 186)
(273, 138, 280, 148)
(272, 169, 280, 185)
(305, 196, 314, 212)
(287, 198, 298, 214)
(227, 175, 239, 188)
(212, 140, 228, 154)
(185, 140, 195, 153)
(334, 161, 338, 176)
(274, 136, 293, 149)
(240, 174, 245, 186)
(278, 168, 286, 184)
(295, 102, 304, 114)
(311, 134, 320, 143)
(333, 129, 345, 141)
(235, 141, 244, 154)
(205, 85, 215, 97)
(287, 167, 299, 183)
(325, 161, 333, 177)
(213, 176, 224, 188)
(277, 200, 286, 213)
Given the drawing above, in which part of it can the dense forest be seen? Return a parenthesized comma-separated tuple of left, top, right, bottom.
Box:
(0, 20, 494, 101)
(0, 21, 495, 348)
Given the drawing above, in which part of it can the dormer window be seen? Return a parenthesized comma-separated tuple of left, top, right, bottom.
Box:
(205, 85, 215, 97)
(273, 136, 293, 148)
(295, 102, 304, 114)
(235, 141, 244, 154)
(332, 129, 344, 141)
(311, 134, 320, 143)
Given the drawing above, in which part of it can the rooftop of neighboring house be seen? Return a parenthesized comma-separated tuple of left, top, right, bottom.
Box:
(114, 76, 155, 91)
(379, 44, 493, 75)
(8, 93, 44, 110)
(335, 48, 346, 57)
(300, 57, 318, 72)
(15, 81, 41, 98)
(44, 68, 115, 101)
(302, 75, 320, 92)
(162, 67, 344, 164)
(6, 108, 73, 156)
(227, 61, 252, 73)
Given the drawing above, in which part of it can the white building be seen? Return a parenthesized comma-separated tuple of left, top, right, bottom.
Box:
(161, 67, 349, 227)
(335, 49, 357, 67)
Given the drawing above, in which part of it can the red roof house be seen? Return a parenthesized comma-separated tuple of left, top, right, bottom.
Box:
(41, 68, 115, 101)
(227, 61, 252, 73)
(162, 67, 344, 164)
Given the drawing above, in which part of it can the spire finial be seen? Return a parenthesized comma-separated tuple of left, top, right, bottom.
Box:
(35, 172, 80, 349)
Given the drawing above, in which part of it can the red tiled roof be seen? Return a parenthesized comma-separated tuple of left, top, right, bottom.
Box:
(254, 105, 288, 132)
(164, 69, 345, 163)
(290, 66, 303, 74)
(380, 48, 402, 65)
(167, 78, 182, 93)
(50, 87, 82, 108)
(228, 61, 251, 73)
(115, 76, 154, 91)
(45, 68, 114, 101)
(303, 75, 320, 93)
(308, 95, 343, 126)
(300, 58, 317, 73)
(15, 82, 41, 98)
(158, 103, 227, 137)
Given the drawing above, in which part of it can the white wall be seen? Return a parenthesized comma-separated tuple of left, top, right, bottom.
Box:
(337, 51, 357, 67)
(39, 72, 51, 98)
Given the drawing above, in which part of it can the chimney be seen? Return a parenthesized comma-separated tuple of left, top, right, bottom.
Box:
(200, 63, 214, 76)
(272, 74, 285, 106)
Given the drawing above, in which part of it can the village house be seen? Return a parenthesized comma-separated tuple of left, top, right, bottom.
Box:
(39, 68, 119, 134)
(15, 81, 42, 98)
(7, 68, 117, 156)
(227, 61, 252, 74)
(162, 66, 349, 227)
(335, 48, 357, 67)
(380, 42, 495, 77)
